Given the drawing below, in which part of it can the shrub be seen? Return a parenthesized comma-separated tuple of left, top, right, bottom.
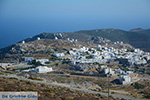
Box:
(86, 56, 92, 59)
(28, 77, 43, 81)
(132, 82, 145, 89)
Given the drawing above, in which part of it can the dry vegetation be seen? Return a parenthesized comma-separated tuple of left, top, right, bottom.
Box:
(122, 79, 150, 99)
(0, 77, 123, 100)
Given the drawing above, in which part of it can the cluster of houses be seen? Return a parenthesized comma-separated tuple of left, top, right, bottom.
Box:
(54, 33, 63, 40)
(24, 57, 53, 73)
(65, 44, 150, 66)
(113, 41, 123, 45)
(67, 38, 78, 42)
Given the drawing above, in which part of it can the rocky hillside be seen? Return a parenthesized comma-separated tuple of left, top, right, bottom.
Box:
(74, 28, 150, 51)
(0, 39, 95, 55)
(19, 28, 150, 51)
(2, 28, 149, 57)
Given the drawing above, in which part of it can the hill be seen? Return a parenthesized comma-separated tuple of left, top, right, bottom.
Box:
(1, 28, 150, 57)
(0, 39, 94, 54)
(21, 28, 149, 51)
(130, 28, 150, 34)
(74, 28, 150, 51)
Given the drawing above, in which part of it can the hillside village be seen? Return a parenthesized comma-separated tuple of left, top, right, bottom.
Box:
(1, 34, 150, 84)
(1, 33, 150, 99)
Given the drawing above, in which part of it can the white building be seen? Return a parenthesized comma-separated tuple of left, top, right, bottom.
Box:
(120, 41, 123, 44)
(67, 38, 70, 41)
(30, 66, 53, 73)
(36, 59, 49, 65)
(22, 40, 25, 44)
(97, 45, 102, 50)
(104, 68, 115, 75)
(37, 37, 40, 40)
(71, 39, 74, 42)
(69, 51, 78, 55)
(75, 39, 78, 42)
(54, 53, 65, 57)
(55, 36, 58, 40)
(25, 57, 34, 62)
(134, 49, 140, 52)
(126, 71, 133, 75)
(59, 33, 62, 37)
(119, 75, 131, 85)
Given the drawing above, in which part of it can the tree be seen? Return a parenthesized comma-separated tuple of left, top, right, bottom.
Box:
(31, 60, 41, 66)
(62, 58, 71, 64)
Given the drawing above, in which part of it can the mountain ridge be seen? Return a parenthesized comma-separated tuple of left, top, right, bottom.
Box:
(0, 28, 150, 55)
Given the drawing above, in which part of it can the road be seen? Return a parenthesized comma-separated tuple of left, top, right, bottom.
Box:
(0, 74, 142, 100)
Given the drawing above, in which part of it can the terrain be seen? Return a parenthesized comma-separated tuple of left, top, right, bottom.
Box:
(16, 28, 150, 51)
(1, 28, 150, 57)
(0, 76, 108, 100)
(0, 28, 150, 100)
(74, 28, 150, 51)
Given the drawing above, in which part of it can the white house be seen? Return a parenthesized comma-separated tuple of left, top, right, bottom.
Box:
(37, 37, 40, 40)
(55, 36, 58, 40)
(97, 45, 102, 50)
(69, 51, 78, 55)
(134, 49, 140, 52)
(54, 53, 65, 57)
(67, 38, 70, 41)
(71, 39, 74, 42)
(120, 41, 123, 44)
(104, 68, 115, 75)
(25, 57, 34, 62)
(22, 40, 25, 44)
(119, 75, 131, 85)
(126, 71, 133, 75)
(75, 39, 78, 42)
(36, 59, 49, 65)
(30, 66, 53, 73)
(59, 33, 62, 37)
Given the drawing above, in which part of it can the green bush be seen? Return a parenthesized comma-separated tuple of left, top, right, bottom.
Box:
(132, 82, 145, 89)
(31, 60, 42, 66)
(86, 56, 92, 59)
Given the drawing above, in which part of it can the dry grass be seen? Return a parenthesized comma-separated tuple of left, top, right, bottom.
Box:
(0, 77, 117, 100)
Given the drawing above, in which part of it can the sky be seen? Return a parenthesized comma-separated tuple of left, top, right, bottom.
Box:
(0, 0, 150, 48)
